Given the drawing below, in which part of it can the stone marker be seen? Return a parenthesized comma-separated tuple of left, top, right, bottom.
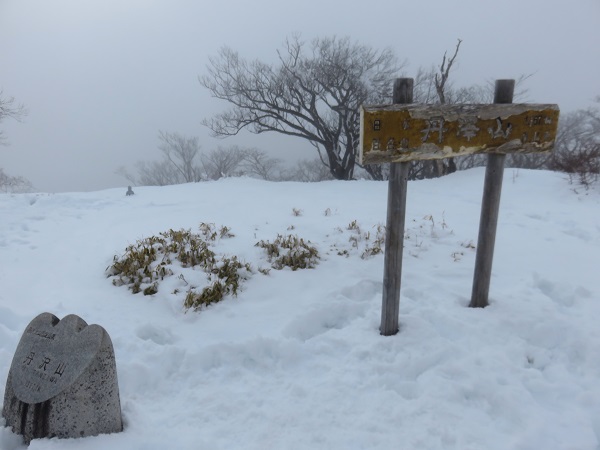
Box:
(2, 312, 123, 444)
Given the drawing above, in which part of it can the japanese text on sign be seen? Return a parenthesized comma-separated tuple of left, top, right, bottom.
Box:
(360, 103, 559, 164)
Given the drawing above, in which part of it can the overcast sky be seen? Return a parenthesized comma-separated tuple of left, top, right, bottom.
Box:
(1, 0, 599, 192)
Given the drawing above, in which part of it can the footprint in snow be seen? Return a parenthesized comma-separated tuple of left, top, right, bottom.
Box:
(282, 302, 367, 341)
(135, 324, 178, 345)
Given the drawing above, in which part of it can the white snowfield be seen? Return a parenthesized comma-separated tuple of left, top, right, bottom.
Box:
(0, 168, 598, 450)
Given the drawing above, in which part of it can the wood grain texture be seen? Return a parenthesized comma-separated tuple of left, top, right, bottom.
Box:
(469, 80, 514, 308)
(380, 78, 412, 336)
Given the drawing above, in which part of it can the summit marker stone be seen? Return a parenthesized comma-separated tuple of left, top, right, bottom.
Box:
(2, 312, 123, 444)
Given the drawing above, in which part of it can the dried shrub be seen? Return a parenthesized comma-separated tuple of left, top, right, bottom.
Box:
(361, 224, 386, 259)
(550, 107, 600, 189)
(183, 255, 251, 311)
(332, 220, 386, 259)
(551, 143, 599, 189)
(256, 234, 319, 270)
(107, 225, 250, 311)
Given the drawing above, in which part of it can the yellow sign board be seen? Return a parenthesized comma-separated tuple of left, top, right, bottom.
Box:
(360, 103, 559, 164)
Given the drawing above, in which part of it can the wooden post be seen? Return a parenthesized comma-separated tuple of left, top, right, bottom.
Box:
(380, 78, 412, 336)
(469, 79, 515, 308)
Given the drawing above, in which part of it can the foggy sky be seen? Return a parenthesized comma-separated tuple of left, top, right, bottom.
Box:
(1, 0, 599, 192)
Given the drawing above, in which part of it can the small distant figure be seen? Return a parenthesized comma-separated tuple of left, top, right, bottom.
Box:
(126, 186, 134, 196)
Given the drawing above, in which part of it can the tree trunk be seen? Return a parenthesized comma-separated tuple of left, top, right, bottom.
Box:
(325, 146, 355, 180)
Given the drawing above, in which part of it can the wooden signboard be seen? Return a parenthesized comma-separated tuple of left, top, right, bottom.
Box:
(372, 79, 561, 336)
(360, 103, 559, 165)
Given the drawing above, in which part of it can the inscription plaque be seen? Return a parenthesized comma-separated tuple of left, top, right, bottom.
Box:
(360, 103, 560, 164)
(2, 313, 123, 444)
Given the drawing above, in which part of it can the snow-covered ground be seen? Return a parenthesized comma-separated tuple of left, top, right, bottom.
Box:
(0, 168, 598, 450)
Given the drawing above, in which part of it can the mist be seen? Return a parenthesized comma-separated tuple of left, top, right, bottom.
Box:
(1, 0, 598, 192)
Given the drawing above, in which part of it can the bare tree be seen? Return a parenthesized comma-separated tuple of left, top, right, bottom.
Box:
(0, 90, 27, 145)
(434, 39, 462, 105)
(549, 105, 600, 187)
(412, 40, 463, 178)
(0, 91, 31, 191)
(0, 168, 34, 193)
(114, 166, 136, 185)
(116, 160, 181, 186)
(282, 158, 335, 182)
(200, 35, 401, 181)
(201, 146, 245, 180)
(116, 132, 202, 186)
(137, 160, 181, 186)
(241, 148, 283, 180)
(158, 131, 202, 183)
(411, 41, 537, 177)
(362, 162, 390, 182)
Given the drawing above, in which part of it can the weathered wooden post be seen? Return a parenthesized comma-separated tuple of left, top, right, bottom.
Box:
(469, 80, 514, 308)
(380, 78, 413, 336)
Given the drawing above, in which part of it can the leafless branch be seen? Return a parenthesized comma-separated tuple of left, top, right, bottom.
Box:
(434, 39, 462, 105)
(0, 90, 27, 145)
(200, 35, 403, 180)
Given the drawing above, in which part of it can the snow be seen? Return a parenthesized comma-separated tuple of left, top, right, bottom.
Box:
(0, 168, 599, 449)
